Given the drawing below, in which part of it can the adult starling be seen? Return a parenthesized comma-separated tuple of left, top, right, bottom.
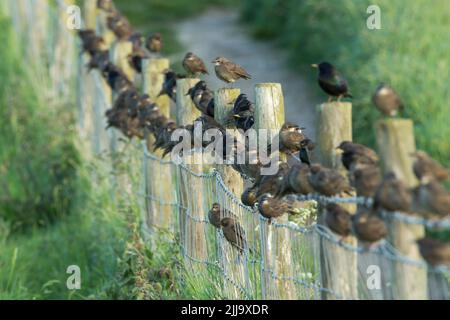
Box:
(257, 193, 295, 222)
(102, 63, 134, 93)
(128, 45, 148, 74)
(374, 172, 412, 213)
(212, 57, 251, 86)
(159, 69, 185, 102)
(221, 217, 248, 253)
(146, 33, 163, 55)
(241, 186, 258, 207)
(308, 164, 352, 196)
(412, 181, 450, 218)
(352, 207, 387, 244)
(230, 94, 255, 131)
(349, 164, 382, 198)
(311, 62, 352, 102)
(233, 94, 254, 114)
(87, 49, 110, 72)
(324, 203, 352, 238)
(187, 81, 215, 117)
(412, 150, 450, 183)
(154, 121, 178, 152)
(107, 14, 133, 40)
(372, 83, 404, 117)
(182, 52, 209, 76)
(78, 29, 105, 56)
(279, 122, 307, 155)
(417, 238, 450, 267)
(337, 141, 379, 171)
(280, 163, 315, 196)
(208, 203, 222, 229)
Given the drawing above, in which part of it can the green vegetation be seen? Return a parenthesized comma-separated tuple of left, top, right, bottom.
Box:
(241, 0, 450, 166)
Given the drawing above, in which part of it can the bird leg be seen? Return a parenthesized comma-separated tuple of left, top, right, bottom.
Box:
(327, 96, 333, 103)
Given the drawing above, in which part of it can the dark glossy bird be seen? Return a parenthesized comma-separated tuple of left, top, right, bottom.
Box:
(352, 207, 387, 244)
(257, 193, 295, 222)
(182, 52, 209, 76)
(374, 172, 412, 213)
(208, 203, 222, 229)
(279, 163, 315, 196)
(212, 57, 251, 86)
(87, 49, 110, 72)
(233, 94, 254, 114)
(337, 141, 379, 171)
(325, 203, 352, 238)
(412, 181, 450, 218)
(412, 150, 450, 183)
(349, 164, 382, 198)
(298, 139, 315, 165)
(230, 94, 254, 131)
(78, 29, 105, 56)
(187, 81, 215, 117)
(102, 63, 134, 93)
(312, 62, 352, 102)
(154, 121, 178, 152)
(128, 40, 148, 74)
(159, 70, 185, 102)
(241, 186, 258, 207)
(146, 33, 163, 55)
(107, 14, 133, 40)
(308, 164, 352, 196)
(221, 217, 248, 253)
(372, 83, 404, 117)
(417, 238, 450, 267)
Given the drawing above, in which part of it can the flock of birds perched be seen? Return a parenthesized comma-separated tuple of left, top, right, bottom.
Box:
(78, 0, 450, 268)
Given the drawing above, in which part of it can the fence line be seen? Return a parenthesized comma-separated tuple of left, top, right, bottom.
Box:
(3, 0, 449, 300)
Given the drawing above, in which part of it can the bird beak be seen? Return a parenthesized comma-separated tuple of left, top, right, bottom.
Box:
(311, 64, 318, 68)
(233, 114, 241, 119)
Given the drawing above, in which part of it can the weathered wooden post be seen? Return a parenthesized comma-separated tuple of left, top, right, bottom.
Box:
(375, 118, 427, 300)
(176, 78, 208, 264)
(316, 101, 358, 299)
(254, 83, 297, 300)
(142, 58, 174, 231)
(96, 6, 115, 47)
(83, 0, 98, 30)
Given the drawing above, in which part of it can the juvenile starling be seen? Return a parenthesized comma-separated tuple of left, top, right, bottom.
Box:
(412, 181, 450, 218)
(324, 203, 352, 238)
(417, 237, 450, 267)
(159, 69, 185, 102)
(212, 57, 251, 86)
(257, 193, 294, 221)
(78, 29, 105, 56)
(146, 33, 163, 55)
(372, 83, 404, 117)
(412, 150, 450, 183)
(107, 14, 133, 40)
(182, 52, 209, 76)
(311, 62, 352, 102)
(352, 207, 387, 244)
(187, 81, 215, 117)
(279, 122, 307, 155)
(337, 141, 379, 171)
(241, 186, 258, 207)
(221, 217, 248, 253)
(97, 0, 116, 12)
(374, 172, 412, 213)
(255, 162, 290, 198)
(208, 203, 222, 229)
(349, 164, 382, 198)
(308, 164, 352, 196)
(280, 163, 315, 196)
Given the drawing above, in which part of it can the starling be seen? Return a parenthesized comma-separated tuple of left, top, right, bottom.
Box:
(352, 207, 387, 244)
(182, 52, 209, 76)
(154, 121, 178, 152)
(231, 94, 255, 131)
(280, 163, 315, 196)
(97, 0, 116, 12)
(212, 57, 251, 86)
(279, 122, 307, 155)
(255, 162, 290, 198)
(257, 193, 294, 221)
(102, 63, 134, 93)
(159, 69, 185, 102)
(221, 217, 248, 253)
(308, 164, 352, 196)
(187, 81, 215, 117)
(417, 238, 450, 267)
(311, 62, 352, 102)
(349, 164, 382, 198)
(128, 44, 148, 74)
(146, 33, 163, 54)
(337, 141, 379, 171)
(233, 94, 254, 114)
(324, 203, 352, 238)
(107, 14, 133, 40)
(241, 186, 258, 207)
(372, 83, 404, 117)
(78, 29, 105, 56)
(412, 150, 450, 183)
(208, 203, 222, 229)
(412, 181, 450, 218)
(87, 49, 110, 72)
(374, 172, 412, 213)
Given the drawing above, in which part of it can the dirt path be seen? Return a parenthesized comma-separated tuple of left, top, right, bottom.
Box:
(176, 9, 319, 137)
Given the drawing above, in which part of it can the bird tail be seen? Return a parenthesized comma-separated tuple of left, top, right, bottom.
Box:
(344, 93, 353, 99)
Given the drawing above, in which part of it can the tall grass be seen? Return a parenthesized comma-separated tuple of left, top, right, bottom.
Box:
(242, 0, 450, 166)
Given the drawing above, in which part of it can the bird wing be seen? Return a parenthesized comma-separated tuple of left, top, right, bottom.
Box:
(228, 62, 252, 79)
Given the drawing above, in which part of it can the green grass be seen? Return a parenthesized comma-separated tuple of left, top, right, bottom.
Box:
(241, 0, 450, 166)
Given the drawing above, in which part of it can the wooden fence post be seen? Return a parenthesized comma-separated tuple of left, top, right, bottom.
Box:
(96, 8, 115, 47)
(375, 119, 427, 300)
(142, 58, 174, 231)
(83, 0, 97, 30)
(254, 83, 297, 300)
(176, 78, 208, 264)
(316, 101, 358, 299)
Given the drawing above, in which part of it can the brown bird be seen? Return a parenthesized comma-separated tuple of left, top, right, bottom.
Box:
(374, 172, 412, 213)
(412, 181, 450, 218)
(349, 164, 382, 198)
(146, 33, 163, 55)
(279, 163, 315, 196)
(208, 203, 222, 228)
(87, 49, 110, 72)
(279, 122, 307, 154)
(221, 217, 248, 253)
(412, 150, 450, 183)
(417, 237, 450, 267)
(337, 141, 379, 171)
(107, 14, 133, 40)
(182, 52, 209, 76)
(257, 193, 295, 222)
(325, 203, 352, 238)
(241, 186, 258, 207)
(78, 29, 105, 56)
(97, 0, 116, 12)
(352, 207, 387, 244)
(372, 83, 404, 117)
(308, 164, 352, 196)
(212, 57, 251, 86)
(255, 162, 290, 198)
